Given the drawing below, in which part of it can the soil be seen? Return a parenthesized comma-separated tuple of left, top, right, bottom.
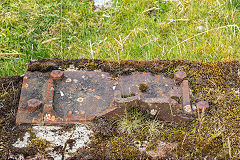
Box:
(0, 59, 239, 159)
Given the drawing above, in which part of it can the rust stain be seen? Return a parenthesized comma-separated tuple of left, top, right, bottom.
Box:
(79, 110, 85, 115)
(22, 76, 28, 89)
(94, 95, 101, 99)
(45, 113, 54, 121)
(66, 78, 72, 82)
(87, 116, 93, 121)
(181, 80, 192, 114)
(79, 117, 85, 121)
(70, 85, 77, 92)
(43, 104, 52, 112)
(77, 97, 84, 102)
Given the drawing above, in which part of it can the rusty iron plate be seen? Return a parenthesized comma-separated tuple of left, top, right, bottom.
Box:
(16, 70, 193, 125)
(112, 72, 192, 122)
(16, 71, 116, 125)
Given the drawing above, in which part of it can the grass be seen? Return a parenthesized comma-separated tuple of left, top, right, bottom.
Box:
(0, 0, 240, 76)
(115, 102, 239, 159)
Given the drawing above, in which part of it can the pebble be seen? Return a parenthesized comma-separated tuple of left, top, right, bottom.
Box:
(197, 25, 205, 32)
(94, 0, 112, 8)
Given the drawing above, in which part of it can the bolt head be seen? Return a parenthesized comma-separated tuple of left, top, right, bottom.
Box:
(196, 100, 209, 111)
(50, 70, 64, 80)
(27, 99, 41, 112)
(174, 71, 187, 82)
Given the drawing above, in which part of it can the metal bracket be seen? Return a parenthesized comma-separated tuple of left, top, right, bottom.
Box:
(16, 70, 193, 125)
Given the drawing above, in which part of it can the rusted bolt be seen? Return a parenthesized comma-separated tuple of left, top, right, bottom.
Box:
(50, 70, 64, 80)
(196, 100, 209, 112)
(27, 99, 41, 112)
(174, 71, 187, 82)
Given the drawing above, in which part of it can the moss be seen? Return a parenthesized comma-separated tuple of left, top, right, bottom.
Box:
(121, 93, 136, 98)
(28, 138, 50, 153)
(0, 76, 25, 158)
(74, 116, 149, 159)
(85, 61, 98, 70)
(28, 60, 59, 72)
(86, 135, 147, 159)
(139, 83, 147, 92)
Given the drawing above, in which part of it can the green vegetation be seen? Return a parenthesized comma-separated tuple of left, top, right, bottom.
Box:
(28, 137, 50, 153)
(0, 0, 240, 76)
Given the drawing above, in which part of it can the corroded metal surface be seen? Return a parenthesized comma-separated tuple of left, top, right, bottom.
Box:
(16, 70, 193, 125)
(112, 72, 192, 122)
(16, 71, 115, 125)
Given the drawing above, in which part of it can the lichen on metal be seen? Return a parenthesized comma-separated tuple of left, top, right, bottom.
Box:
(16, 70, 193, 125)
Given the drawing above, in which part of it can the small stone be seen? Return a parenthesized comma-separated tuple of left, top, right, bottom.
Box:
(197, 25, 205, 32)
(94, 0, 112, 8)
